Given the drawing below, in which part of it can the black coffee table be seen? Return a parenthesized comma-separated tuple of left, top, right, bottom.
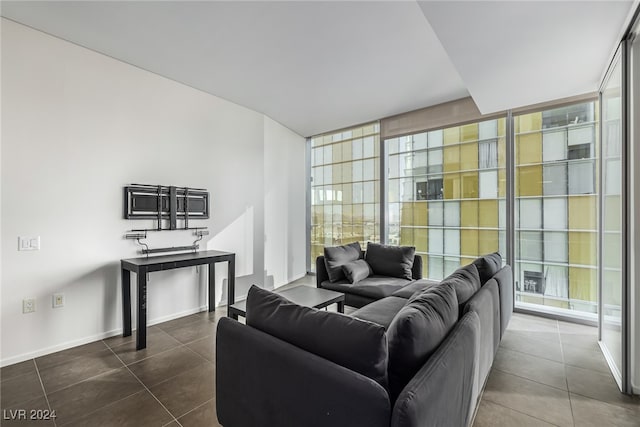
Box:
(228, 286, 345, 320)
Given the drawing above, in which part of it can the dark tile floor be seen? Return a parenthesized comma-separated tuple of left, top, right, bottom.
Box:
(1, 275, 639, 426)
(0, 310, 222, 427)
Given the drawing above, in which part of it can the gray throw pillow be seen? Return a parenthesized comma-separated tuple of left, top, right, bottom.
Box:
(342, 259, 372, 284)
(386, 283, 458, 401)
(442, 263, 481, 315)
(245, 285, 389, 389)
(324, 242, 363, 282)
(365, 242, 415, 280)
(472, 252, 502, 285)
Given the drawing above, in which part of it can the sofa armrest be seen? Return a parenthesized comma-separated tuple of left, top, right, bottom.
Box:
(412, 255, 423, 280)
(216, 317, 391, 427)
(391, 311, 480, 427)
(316, 255, 330, 287)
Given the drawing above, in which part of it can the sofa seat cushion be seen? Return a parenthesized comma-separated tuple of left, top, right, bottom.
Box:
(472, 252, 502, 285)
(352, 297, 408, 329)
(392, 279, 440, 299)
(324, 242, 363, 283)
(386, 283, 459, 401)
(245, 285, 389, 389)
(321, 275, 412, 301)
(442, 263, 482, 315)
(365, 243, 416, 280)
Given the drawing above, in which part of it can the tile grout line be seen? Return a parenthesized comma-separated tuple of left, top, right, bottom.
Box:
(32, 358, 58, 427)
(481, 397, 564, 427)
(105, 343, 181, 427)
(491, 367, 570, 394)
(174, 397, 215, 423)
(556, 319, 577, 427)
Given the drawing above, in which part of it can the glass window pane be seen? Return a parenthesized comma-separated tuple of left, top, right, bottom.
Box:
(479, 120, 498, 140)
(543, 265, 568, 298)
(352, 139, 363, 159)
(568, 160, 594, 194)
(323, 145, 332, 165)
(428, 201, 444, 226)
(479, 170, 498, 199)
(428, 129, 443, 148)
(388, 154, 399, 179)
(544, 232, 568, 263)
(543, 197, 567, 230)
(363, 181, 375, 203)
(363, 136, 375, 158)
(352, 160, 363, 182)
(387, 138, 399, 155)
(542, 129, 566, 162)
(413, 133, 428, 150)
(443, 201, 460, 227)
(388, 179, 400, 203)
(444, 257, 460, 277)
(519, 231, 542, 261)
(519, 199, 541, 229)
(479, 140, 498, 169)
(323, 165, 332, 185)
(543, 163, 567, 195)
(428, 148, 443, 174)
(444, 229, 460, 256)
(429, 229, 444, 254)
(428, 256, 444, 280)
(363, 159, 375, 181)
(312, 147, 323, 166)
(568, 125, 594, 146)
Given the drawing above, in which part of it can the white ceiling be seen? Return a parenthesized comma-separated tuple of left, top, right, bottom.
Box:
(1, 1, 634, 137)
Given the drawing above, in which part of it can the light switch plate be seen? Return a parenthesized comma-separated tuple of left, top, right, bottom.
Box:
(18, 236, 40, 251)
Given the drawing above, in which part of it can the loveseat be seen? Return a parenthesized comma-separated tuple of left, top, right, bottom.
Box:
(216, 251, 513, 427)
(316, 242, 427, 308)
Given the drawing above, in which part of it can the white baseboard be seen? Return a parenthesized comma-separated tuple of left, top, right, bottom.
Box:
(0, 305, 208, 367)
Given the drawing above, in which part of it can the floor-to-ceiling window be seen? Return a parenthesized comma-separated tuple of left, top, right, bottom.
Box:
(309, 123, 380, 271)
(309, 100, 599, 319)
(600, 49, 625, 388)
(385, 118, 507, 280)
(513, 101, 599, 315)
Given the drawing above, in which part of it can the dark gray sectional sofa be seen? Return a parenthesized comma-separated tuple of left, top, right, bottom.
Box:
(216, 250, 513, 427)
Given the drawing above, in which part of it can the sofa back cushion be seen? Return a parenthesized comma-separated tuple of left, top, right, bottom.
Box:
(365, 243, 416, 280)
(386, 283, 458, 401)
(442, 263, 482, 315)
(472, 252, 502, 285)
(246, 285, 389, 389)
(324, 242, 363, 282)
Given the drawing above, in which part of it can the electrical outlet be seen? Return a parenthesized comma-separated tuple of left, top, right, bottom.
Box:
(53, 294, 64, 308)
(23, 298, 36, 314)
(18, 236, 40, 251)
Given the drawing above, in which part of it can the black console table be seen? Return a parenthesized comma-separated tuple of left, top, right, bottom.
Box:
(121, 250, 235, 350)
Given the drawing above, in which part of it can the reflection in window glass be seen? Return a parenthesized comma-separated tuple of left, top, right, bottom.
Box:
(515, 101, 598, 313)
(310, 123, 380, 270)
(385, 118, 506, 279)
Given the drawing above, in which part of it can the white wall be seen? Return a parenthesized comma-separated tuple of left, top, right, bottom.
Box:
(0, 19, 306, 365)
(263, 116, 307, 289)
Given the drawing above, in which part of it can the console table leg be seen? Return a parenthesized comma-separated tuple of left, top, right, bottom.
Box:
(208, 262, 215, 312)
(122, 268, 131, 337)
(136, 271, 147, 350)
(227, 256, 236, 317)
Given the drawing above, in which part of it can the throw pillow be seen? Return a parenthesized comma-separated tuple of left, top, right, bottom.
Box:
(342, 259, 372, 284)
(245, 285, 389, 389)
(472, 252, 502, 285)
(324, 242, 363, 282)
(442, 263, 481, 314)
(365, 242, 415, 280)
(386, 283, 458, 401)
